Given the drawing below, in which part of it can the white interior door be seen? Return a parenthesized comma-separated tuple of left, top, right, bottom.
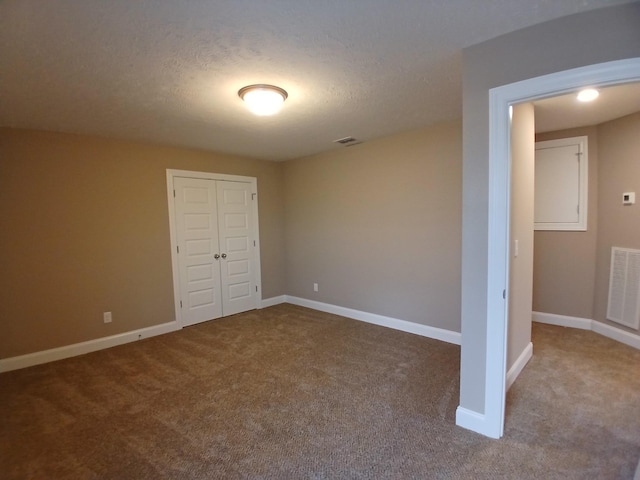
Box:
(217, 181, 256, 316)
(174, 177, 223, 326)
(172, 175, 258, 325)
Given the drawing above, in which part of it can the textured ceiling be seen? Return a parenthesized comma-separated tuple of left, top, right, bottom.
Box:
(0, 0, 635, 161)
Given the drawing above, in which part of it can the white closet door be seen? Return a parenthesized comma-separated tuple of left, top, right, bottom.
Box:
(174, 177, 223, 325)
(216, 181, 256, 316)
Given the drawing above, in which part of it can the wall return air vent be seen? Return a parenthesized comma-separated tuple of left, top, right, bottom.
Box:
(607, 246, 640, 329)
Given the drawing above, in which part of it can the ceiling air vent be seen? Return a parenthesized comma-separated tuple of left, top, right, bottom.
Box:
(333, 136, 362, 147)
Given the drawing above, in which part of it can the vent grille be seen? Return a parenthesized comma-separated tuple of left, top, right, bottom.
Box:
(607, 247, 640, 329)
(333, 136, 362, 147)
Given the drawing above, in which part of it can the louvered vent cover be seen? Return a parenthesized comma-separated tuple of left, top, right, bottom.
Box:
(333, 136, 362, 146)
(607, 247, 640, 329)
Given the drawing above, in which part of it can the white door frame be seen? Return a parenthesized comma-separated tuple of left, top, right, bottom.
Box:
(166, 169, 263, 328)
(484, 57, 640, 438)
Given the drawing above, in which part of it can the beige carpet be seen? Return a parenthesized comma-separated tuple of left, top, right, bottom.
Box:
(1, 304, 639, 479)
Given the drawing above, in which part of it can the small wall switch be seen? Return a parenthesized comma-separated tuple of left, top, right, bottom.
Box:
(313, 283, 319, 292)
(103, 312, 112, 323)
(623, 192, 635, 205)
(514, 239, 519, 258)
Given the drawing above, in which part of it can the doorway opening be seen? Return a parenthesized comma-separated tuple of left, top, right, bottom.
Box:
(485, 57, 640, 439)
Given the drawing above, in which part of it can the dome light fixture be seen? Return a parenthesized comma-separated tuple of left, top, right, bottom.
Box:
(577, 88, 599, 102)
(238, 84, 288, 116)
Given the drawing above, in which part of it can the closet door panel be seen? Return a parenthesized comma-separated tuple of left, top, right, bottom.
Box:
(216, 181, 256, 316)
(174, 177, 223, 325)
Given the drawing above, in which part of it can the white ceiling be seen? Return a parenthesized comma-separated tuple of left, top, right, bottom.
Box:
(0, 0, 636, 161)
(534, 82, 640, 133)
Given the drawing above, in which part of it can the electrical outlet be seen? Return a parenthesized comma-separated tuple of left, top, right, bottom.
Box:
(623, 192, 635, 205)
(103, 312, 112, 324)
(313, 283, 319, 292)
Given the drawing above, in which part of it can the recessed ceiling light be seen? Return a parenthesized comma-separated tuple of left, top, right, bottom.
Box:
(238, 84, 288, 116)
(577, 88, 599, 102)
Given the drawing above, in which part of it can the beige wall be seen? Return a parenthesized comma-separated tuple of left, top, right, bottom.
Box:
(284, 121, 462, 330)
(593, 111, 640, 331)
(532, 112, 640, 334)
(508, 103, 534, 370)
(461, 3, 640, 414)
(2, 120, 462, 359)
(0, 128, 286, 358)
(533, 126, 599, 319)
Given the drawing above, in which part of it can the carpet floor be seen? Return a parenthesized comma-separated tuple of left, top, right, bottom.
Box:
(1, 303, 639, 479)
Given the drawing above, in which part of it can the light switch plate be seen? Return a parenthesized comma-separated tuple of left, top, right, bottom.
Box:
(623, 192, 635, 205)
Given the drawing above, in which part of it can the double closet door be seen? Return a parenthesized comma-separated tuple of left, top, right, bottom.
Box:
(173, 177, 257, 326)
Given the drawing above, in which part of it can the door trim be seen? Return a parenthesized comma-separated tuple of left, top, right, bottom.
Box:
(166, 169, 262, 328)
(480, 57, 640, 439)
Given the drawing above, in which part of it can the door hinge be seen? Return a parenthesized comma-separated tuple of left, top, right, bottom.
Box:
(256, 286, 258, 292)
(173, 189, 176, 197)
(180, 300, 183, 308)
(253, 240, 256, 247)
(502, 289, 506, 299)
(252, 193, 257, 200)
(177, 245, 180, 254)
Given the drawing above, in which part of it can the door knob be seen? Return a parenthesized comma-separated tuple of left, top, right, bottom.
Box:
(214, 254, 220, 259)
(221, 253, 227, 259)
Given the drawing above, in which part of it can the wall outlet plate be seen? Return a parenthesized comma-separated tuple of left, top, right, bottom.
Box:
(623, 192, 635, 205)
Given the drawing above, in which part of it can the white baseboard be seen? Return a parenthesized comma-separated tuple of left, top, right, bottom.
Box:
(1, 297, 460, 373)
(456, 407, 500, 439)
(285, 295, 461, 345)
(0, 321, 180, 373)
(532, 311, 591, 330)
(533, 311, 640, 350)
(260, 295, 286, 308)
(591, 321, 640, 350)
(506, 342, 533, 390)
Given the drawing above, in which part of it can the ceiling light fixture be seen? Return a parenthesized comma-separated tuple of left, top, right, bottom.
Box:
(238, 84, 288, 116)
(576, 88, 599, 102)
